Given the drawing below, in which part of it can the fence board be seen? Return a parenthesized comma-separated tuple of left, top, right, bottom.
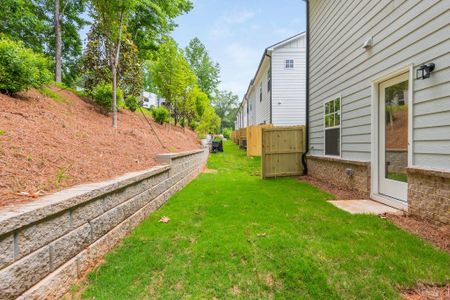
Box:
(247, 124, 273, 157)
(239, 128, 247, 149)
(262, 126, 305, 178)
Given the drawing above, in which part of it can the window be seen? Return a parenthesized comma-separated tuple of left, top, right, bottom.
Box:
(324, 97, 341, 156)
(285, 59, 294, 69)
(267, 68, 271, 92)
(259, 83, 262, 102)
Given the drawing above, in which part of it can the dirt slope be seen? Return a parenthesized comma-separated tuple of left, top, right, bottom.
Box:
(0, 87, 200, 208)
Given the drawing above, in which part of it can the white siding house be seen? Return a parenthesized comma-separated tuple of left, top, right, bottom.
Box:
(305, 0, 449, 223)
(141, 92, 165, 109)
(235, 33, 306, 128)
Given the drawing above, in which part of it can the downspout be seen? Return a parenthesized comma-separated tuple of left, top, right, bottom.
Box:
(268, 53, 273, 124)
(301, 0, 310, 175)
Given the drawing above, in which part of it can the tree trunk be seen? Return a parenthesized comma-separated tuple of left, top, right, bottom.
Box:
(111, 13, 124, 129)
(54, 0, 62, 83)
(112, 65, 118, 128)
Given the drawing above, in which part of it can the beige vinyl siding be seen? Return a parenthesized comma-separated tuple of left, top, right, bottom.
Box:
(309, 0, 450, 169)
(271, 36, 306, 126)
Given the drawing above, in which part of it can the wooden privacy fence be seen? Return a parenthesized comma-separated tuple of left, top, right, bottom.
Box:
(230, 130, 238, 144)
(247, 124, 273, 156)
(239, 128, 247, 149)
(261, 126, 305, 178)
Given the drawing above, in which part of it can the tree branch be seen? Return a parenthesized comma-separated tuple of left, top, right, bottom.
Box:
(60, 0, 73, 19)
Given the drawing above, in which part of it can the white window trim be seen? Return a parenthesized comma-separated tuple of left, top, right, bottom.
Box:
(323, 96, 342, 158)
(370, 64, 413, 210)
(285, 59, 294, 69)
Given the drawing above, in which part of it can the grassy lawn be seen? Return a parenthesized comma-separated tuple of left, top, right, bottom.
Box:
(78, 141, 449, 299)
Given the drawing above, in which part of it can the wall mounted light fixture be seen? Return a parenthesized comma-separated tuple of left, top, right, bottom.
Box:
(416, 63, 435, 80)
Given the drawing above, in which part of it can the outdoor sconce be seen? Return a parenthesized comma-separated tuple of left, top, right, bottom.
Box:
(416, 63, 435, 80)
(345, 168, 354, 177)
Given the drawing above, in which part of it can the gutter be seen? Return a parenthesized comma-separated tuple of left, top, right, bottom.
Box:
(301, 0, 310, 175)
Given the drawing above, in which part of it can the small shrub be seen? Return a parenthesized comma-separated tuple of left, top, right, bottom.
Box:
(92, 83, 123, 112)
(222, 128, 232, 139)
(125, 95, 139, 112)
(0, 130, 5, 136)
(152, 106, 170, 124)
(0, 37, 52, 95)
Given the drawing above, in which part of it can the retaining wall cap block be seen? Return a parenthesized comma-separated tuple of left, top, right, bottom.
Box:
(0, 165, 169, 236)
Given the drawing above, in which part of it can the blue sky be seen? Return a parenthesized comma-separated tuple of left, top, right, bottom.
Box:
(171, 0, 306, 99)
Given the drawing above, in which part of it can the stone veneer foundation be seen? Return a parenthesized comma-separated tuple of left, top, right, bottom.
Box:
(0, 148, 208, 300)
(307, 155, 371, 196)
(307, 155, 449, 224)
(407, 167, 450, 225)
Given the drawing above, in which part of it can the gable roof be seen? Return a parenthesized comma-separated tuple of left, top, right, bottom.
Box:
(238, 31, 306, 108)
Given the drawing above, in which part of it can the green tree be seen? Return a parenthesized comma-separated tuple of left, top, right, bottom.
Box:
(51, 0, 88, 84)
(0, 0, 49, 53)
(150, 38, 196, 125)
(128, 0, 193, 60)
(90, 0, 192, 128)
(91, 0, 139, 128)
(185, 37, 220, 98)
(0, 0, 87, 86)
(82, 21, 143, 98)
(213, 90, 239, 130)
(196, 105, 220, 137)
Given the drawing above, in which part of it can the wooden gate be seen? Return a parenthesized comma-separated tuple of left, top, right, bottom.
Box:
(247, 124, 273, 156)
(261, 126, 305, 178)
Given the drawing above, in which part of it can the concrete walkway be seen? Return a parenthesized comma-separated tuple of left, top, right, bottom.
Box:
(327, 200, 402, 215)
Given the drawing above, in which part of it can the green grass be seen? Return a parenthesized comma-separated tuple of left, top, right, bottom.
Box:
(387, 172, 408, 183)
(39, 86, 66, 103)
(80, 141, 449, 299)
(0, 129, 5, 136)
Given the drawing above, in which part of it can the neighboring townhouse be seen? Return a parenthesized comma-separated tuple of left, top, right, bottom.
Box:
(141, 91, 165, 109)
(235, 32, 306, 128)
(304, 0, 449, 223)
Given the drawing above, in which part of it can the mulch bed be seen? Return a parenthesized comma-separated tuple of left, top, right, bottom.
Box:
(297, 176, 450, 253)
(400, 284, 450, 300)
(383, 214, 450, 253)
(0, 87, 201, 208)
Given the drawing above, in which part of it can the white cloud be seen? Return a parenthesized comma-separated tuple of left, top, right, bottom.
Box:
(223, 10, 256, 24)
(210, 9, 257, 39)
(219, 43, 262, 99)
(250, 24, 262, 31)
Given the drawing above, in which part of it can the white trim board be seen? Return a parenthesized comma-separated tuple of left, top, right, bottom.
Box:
(370, 64, 414, 207)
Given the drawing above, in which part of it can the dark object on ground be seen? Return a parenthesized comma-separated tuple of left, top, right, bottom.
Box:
(211, 139, 223, 153)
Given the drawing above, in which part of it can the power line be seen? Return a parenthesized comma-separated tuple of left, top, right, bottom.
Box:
(138, 106, 166, 149)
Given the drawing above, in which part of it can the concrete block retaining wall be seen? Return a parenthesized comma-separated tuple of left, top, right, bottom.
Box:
(0, 148, 208, 299)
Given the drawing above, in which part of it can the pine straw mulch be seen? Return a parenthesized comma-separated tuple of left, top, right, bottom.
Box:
(0, 87, 201, 208)
(400, 284, 450, 300)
